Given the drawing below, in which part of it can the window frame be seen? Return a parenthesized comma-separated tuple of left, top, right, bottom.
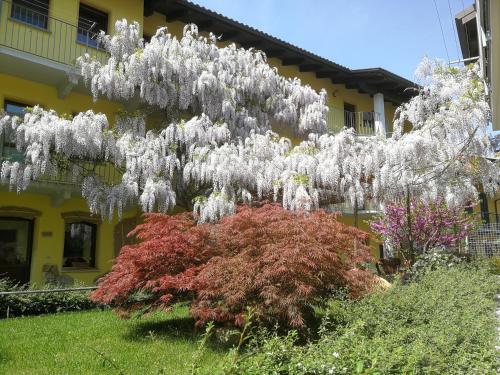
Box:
(0, 216, 34, 284)
(10, 0, 50, 30)
(77, 3, 109, 49)
(62, 220, 98, 270)
(2, 100, 30, 159)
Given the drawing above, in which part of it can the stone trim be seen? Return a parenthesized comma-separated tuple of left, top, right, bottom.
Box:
(61, 211, 101, 224)
(0, 206, 41, 219)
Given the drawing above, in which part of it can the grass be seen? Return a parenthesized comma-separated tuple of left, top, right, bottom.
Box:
(0, 305, 226, 375)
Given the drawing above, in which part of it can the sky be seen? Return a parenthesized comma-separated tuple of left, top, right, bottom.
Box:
(192, 0, 473, 81)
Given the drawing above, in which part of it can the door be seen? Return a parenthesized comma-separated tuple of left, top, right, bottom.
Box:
(344, 102, 356, 129)
(0, 218, 34, 284)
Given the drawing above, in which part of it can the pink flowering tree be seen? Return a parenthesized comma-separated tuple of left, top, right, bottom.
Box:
(370, 199, 478, 263)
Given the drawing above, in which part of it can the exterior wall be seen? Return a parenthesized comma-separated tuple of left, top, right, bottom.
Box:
(0, 1, 411, 287)
(0, 73, 132, 285)
(49, 0, 143, 30)
(0, 73, 121, 116)
(489, 0, 499, 131)
(0, 192, 129, 285)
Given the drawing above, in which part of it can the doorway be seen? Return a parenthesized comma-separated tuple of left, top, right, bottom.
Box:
(0, 218, 34, 284)
(344, 102, 356, 129)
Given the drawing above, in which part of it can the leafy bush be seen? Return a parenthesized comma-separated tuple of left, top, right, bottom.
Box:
(230, 263, 499, 374)
(92, 204, 375, 328)
(191, 205, 375, 328)
(489, 256, 500, 275)
(0, 279, 96, 318)
(91, 212, 210, 311)
(404, 249, 466, 282)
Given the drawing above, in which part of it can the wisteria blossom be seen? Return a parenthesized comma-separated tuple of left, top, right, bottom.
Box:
(0, 21, 498, 221)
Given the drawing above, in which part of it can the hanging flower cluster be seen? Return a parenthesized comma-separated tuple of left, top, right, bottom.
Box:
(0, 22, 497, 221)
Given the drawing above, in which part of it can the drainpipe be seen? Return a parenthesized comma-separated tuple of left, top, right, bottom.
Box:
(373, 93, 386, 136)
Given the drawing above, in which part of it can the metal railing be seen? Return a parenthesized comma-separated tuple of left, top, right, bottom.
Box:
(326, 107, 383, 137)
(0, 153, 123, 187)
(0, 0, 108, 66)
(326, 200, 381, 215)
(0, 286, 96, 296)
(467, 221, 500, 257)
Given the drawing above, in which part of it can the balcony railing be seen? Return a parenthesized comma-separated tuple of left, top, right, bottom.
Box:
(0, 0, 108, 66)
(326, 200, 381, 215)
(0, 153, 122, 187)
(326, 107, 383, 137)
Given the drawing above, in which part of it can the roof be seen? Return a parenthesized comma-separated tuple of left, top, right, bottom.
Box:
(144, 0, 418, 104)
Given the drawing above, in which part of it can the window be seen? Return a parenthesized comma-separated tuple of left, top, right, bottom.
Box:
(63, 222, 97, 268)
(361, 111, 375, 131)
(11, 0, 49, 29)
(77, 4, 108, 48)
(479, 192, 490, 224)
(2, 100, 28, 160)
(0, 218, 34, 284)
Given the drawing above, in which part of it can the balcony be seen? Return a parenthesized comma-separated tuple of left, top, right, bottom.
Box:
(326, 107, 384, 137)
(0, 151, 122, 190)
(0, 0, 108, 94)
(327, 200, 381, 215)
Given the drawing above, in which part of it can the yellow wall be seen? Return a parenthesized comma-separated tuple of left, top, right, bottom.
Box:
(0, 192, 123, 285)
(490, 0, 500, 131)
(0, 73, 122, 116)
(50, 0, 143, 31)
(0, 73, 132, 285)
(0, 1, 404, 287)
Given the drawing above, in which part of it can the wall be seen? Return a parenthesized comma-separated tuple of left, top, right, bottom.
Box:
(0, 72, 127, 285)
(50, 0, 143, 30)
(0, 191, 137, 285)
(0, 73, 121, 116)
(0, 2, 407, 287)
(489, 0, 499, 131)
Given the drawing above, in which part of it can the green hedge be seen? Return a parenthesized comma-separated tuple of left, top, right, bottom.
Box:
(230, 262, 499, 374)
(0, 279, 98, 318)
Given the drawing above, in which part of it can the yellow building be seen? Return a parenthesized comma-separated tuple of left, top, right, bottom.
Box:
(455, 0, 500, 253)
(0, 0, 418, 285)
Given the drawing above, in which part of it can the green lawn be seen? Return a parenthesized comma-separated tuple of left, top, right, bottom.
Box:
(0, 306, 226, 375)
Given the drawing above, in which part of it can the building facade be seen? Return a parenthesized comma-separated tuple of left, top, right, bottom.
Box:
(455, 0, 500, 255)
(0, 0, 418, 285)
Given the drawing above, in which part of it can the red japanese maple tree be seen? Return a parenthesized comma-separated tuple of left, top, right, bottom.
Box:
(92, 204, 375, 328)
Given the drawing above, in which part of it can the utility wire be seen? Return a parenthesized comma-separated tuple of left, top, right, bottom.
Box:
(433, 0, 451, 64)
(448, 0, 462, 60)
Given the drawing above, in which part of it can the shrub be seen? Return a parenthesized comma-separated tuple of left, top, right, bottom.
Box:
(191, 205, 374, 328)
(370, 199, 477, 263)
(0, 279, 96, 318)
(404, 248, 467, 282)
(489, 256, 500, 275)
(91, 212, 211, 312)
(230, 263, 499, 374)
(92, 204, 375, 328)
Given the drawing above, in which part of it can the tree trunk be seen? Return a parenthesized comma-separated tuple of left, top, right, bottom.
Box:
(354, 198, 359, 228)
(406, 186, 415, 263)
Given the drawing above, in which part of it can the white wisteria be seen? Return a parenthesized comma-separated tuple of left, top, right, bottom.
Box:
(0, 21, 497, 222)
